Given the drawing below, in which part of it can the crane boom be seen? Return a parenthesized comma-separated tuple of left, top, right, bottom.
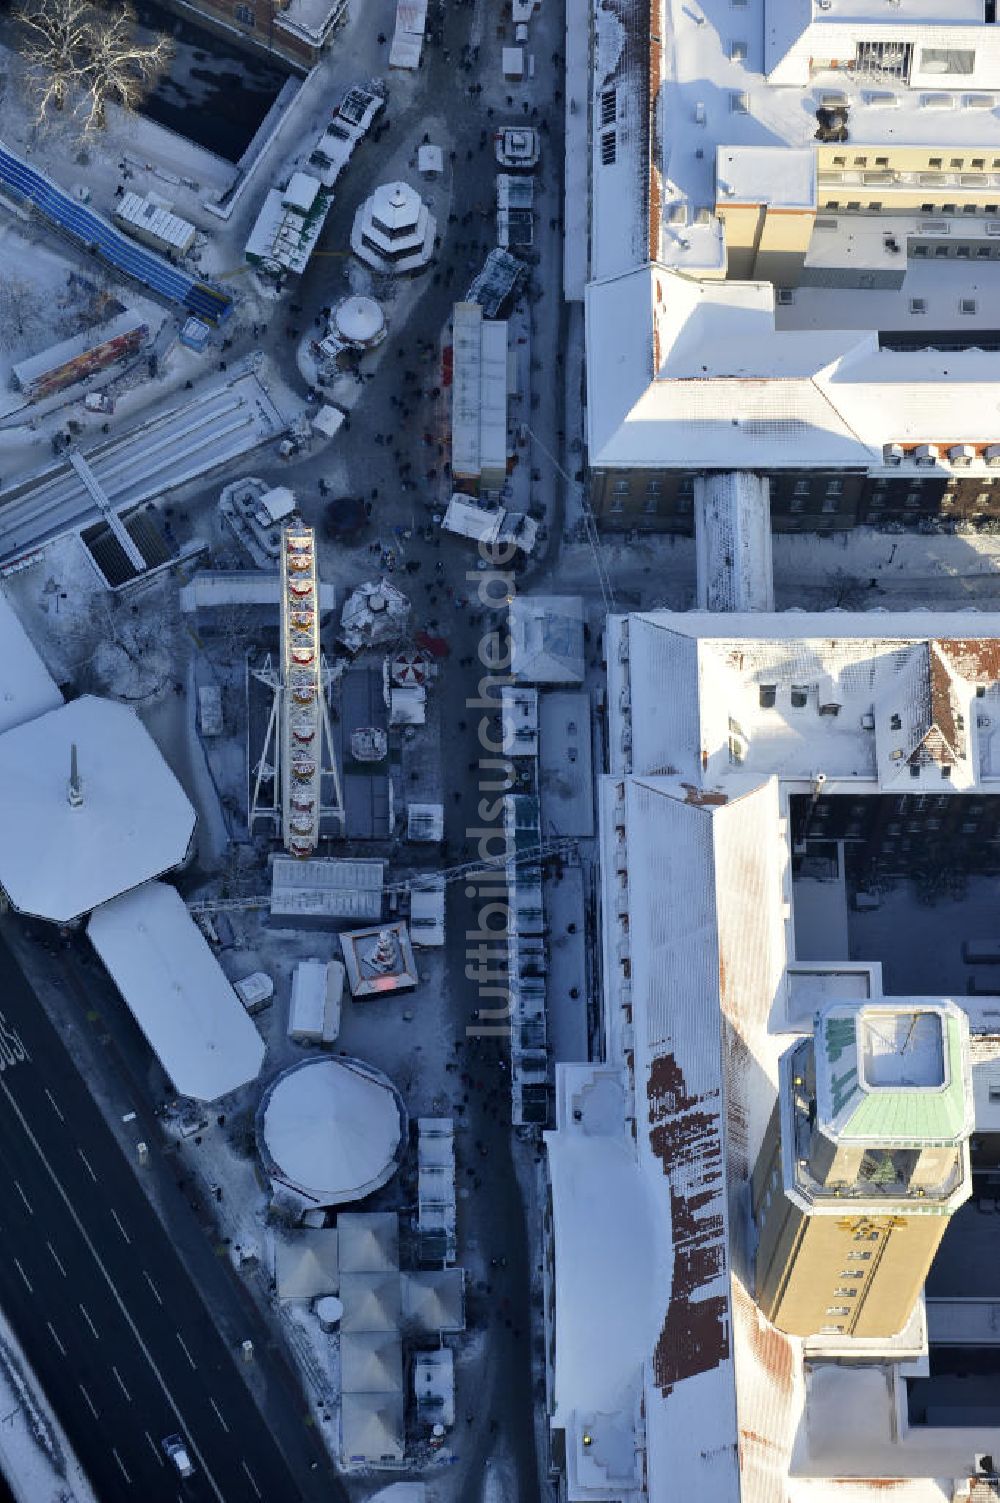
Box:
(186, 838, 578, 915)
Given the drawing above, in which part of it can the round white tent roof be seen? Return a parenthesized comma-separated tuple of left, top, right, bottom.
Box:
(335, 295, 385, 346)
(0, 696, 195, 923)
(259, 1057, 405, 1205)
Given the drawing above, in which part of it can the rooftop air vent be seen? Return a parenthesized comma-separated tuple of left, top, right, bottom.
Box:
(864, 91, 899, 108)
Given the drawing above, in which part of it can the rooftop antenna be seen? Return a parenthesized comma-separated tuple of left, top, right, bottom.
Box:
(67, 742, 83, 808)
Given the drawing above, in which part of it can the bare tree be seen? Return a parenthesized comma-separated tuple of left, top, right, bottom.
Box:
(17, 0, 171, 133)
(0, 275, 44, 339)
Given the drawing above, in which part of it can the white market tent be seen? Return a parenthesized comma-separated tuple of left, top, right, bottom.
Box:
(88, 881, 265, 1101)
(0, 696, 195, 923)
(340, 1392, 404, 1464)
(259, 1058, 406, 1205)
(275, 1229, 340, 1301)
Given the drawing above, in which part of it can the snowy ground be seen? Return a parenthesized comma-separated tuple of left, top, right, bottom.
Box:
(0, 1301, 97, 1503)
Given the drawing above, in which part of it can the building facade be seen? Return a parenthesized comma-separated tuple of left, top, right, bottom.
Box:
(163, 0, 346, 66)
(754, 1001, 973, 1340)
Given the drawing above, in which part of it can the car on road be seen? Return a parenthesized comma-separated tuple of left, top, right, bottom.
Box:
(162, 1434, 195, 1479)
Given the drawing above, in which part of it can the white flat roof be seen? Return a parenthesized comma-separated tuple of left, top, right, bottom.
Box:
(0, 696, 194, 923)
(11, 310, 148, 389)
(87, 882, 265, 1101)
(717, 145, 815, 211)
(285, 172, 321, 214)
(115, 192, 194, 251)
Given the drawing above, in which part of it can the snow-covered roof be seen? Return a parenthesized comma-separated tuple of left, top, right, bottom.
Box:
(245, 184, 330, 276)
(585, 0, 1000, 471)
(561, 607, 1000, 1503)
(590, 0, 1000, 284)
(338, 1212, 399, 1274)
(400, 1270, 465, 1333)
(509, 595, 586, 684)
(340, 1391, 404, 1463)
(342, 1333, 403, 1394)
(340, 1273, 402, 1333)
(179, 571, 336, 616)
(0, 696, 194, 923)
(0, 590, 62, 733)
(544, 1065, 672, 1498)
(694, 472, 774, 613)
(284, 172, 321, 214)
(586, 265, 1000, 470)
(609, 610, 1000, 795)
(275, 1229, 340, 1301)
(270, 857, 384, 920)
(87, 882, 265, 1101)
(114, 192, 195, 252)
(259, 1059, 406, 1205)
(450, 303, 508, 483)
(11, 310, 149, 391)
(274, 0, 346, 44)
(442, 494, 503, 542)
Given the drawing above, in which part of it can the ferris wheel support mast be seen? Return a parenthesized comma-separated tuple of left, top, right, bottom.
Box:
(248, 523, 344, 851)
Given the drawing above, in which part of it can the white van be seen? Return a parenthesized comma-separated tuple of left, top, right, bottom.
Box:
(162, 1435, 195, 1479)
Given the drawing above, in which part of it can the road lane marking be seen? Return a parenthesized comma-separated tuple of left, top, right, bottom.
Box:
(143, 1270, 162, 1305)
(79, 1304, 99, 1339)
(44, 1088, 64, 1122)
(13, 1259, 31, 1293)
(112, 1365, 131, 1402)
(241, 1460, 261, 1498)
(79, 1384, 98, 1420)
(77, 1149, 97, 1182)
(13, 1180, 32, 1214)
(110, 1208, 130, 1244)
(46, 1321, 66, 1356)
(46, 1241, 66, 1278)
(0, 1076, 228, 1503)
(112, 1448, 131, 1483)
(209, 1397, 229, 1433)
(176, 1333, 197, 1370)
(144, 1430, 164, 1466)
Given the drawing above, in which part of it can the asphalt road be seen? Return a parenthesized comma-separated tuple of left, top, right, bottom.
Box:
(0, 927, 316, 1503)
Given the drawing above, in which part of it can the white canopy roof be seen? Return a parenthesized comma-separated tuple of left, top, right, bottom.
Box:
(261, 1059, 405, 1204)
(0, 696, 195, 923)
(88, 882, 265, 1101)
